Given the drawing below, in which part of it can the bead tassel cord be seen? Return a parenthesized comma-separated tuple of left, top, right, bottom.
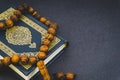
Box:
(0, 3, 75, 80)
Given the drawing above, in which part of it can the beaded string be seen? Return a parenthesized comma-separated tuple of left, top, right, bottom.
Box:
(0, 3, 75, 80)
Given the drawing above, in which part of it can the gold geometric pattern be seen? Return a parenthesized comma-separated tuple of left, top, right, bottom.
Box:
(6, 26, 32, 46)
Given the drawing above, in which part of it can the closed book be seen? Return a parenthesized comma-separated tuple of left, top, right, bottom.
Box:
(0, 7, 67, 80)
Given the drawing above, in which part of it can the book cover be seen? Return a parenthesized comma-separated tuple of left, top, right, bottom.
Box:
(0, 7, 67, 80)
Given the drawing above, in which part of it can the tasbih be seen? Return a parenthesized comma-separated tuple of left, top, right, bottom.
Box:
(0, 3, 75, 80)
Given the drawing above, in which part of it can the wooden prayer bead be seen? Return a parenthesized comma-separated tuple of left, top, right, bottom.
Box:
(45, 20, 51, 26)
(0, 22, 5, 29)
(32, 11, 37, 16)
(17, 5, 25, 12)
(42, 39, 51, 46)
(14, 10, 22, 17)
(42, 66, 51, 80)
(66, 72, 75, 80)
(20, 55, 28, 65)
(18, 5, 25, 12)
(0, 60, 3, 68)
(34, 13, 41, 19)
(3, 56, 11, 66)
(28, 6, 34, 14)
(33, 13, 41, 19)
(43, 74, 51, 80)
(54, 72, 65, 79)
(10, 15, 19, 22)
(48, 27, 56, 35)
(50, 22, 58, 30)
(39, 68, 46, 76)
(11, 54, 20, 64)
(37, 60, 44, 68)
(40, 45, 49, 52)
(22, 3, 29, 9)
(5, 19, 14, 28)
(40, 17, 47, 23)
(45, 33, 54, 41)
(37, 61, 51, 80)
(37, 52, 47, 60)
(29, 56, 37, 65)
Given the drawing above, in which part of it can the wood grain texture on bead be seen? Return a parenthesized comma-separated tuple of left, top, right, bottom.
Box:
(40, 17, 47, 23)
(37, 52, 47, 60)
(11, 54, 20, 64)
(45, 33, 54, 41)
(42, 39, 51, 46)
(5, 19, 14, 28)
(29, 56, 37, 65)
(48, 27, 56, 35)
(13, 10, 22, 17)
(40, 45, 49, 52)
(66, 72, 76, 80)
(10, 15, 19, 22)
(37, 61, 51, 80)
(20, 55, 28, 65)
(3, 56, 11, 66)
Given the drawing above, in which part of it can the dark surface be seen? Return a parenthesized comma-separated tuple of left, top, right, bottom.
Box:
(0, 0, 120, 80)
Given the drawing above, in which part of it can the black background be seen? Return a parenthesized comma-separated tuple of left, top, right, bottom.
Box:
(0, 0, 120, 80)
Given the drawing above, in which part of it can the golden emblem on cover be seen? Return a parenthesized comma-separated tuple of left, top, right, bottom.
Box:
(6, 26, 36, 48)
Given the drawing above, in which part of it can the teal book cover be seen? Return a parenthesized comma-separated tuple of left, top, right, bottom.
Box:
(0, 7, 67, 80)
